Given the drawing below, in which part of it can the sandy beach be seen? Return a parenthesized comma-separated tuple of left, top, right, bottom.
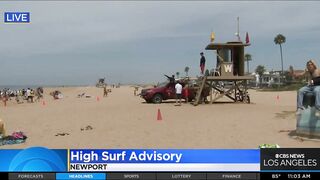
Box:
(0, 86, 319, 149)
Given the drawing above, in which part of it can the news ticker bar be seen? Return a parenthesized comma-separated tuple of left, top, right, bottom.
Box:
(1, 148, 320, 172)
(1, 172, 320, 180)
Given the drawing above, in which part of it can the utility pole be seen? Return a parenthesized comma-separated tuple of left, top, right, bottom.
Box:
(237, 17, 241, 42)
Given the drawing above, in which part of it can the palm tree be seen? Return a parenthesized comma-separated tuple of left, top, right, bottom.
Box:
(176, 72, 180, 79)
(184, 66, 190, 77)
(274, 34, 286, 75)
(255, 65, 266, 86)
(244, 53, 252, 74)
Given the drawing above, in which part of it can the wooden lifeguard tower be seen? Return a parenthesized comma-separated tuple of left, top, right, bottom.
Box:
(193, 39, 254, 105)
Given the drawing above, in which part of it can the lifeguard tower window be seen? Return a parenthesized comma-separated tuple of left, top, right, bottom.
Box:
(217, 49, 231, 63)
(217, 48, 232, 77)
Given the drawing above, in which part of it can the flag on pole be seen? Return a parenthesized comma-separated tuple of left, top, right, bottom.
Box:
(210, 32, 215, 42)
(245, 32, 250, 44)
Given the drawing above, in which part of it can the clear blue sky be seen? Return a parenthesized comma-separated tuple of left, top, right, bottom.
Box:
(0, 1, 320, 85)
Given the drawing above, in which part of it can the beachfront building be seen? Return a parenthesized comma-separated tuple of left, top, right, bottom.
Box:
(250, 71, 282, 87)
(261, 71, 283, 87)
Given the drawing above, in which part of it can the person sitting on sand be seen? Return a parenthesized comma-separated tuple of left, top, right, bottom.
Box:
(291, 60, 320, 116)
(77, 93, 85, 98)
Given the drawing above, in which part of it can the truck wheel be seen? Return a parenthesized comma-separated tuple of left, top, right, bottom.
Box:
(152, 94, 162, 104)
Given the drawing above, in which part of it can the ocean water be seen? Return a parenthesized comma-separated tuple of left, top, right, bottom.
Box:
(0, 85, 41, 90)
(0, 85, 92, 90)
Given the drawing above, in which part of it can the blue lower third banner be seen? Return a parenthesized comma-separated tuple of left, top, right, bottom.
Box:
(69, 149, 260, 172)
(0, 148, 259, 172)
(0, 147, 67, 172)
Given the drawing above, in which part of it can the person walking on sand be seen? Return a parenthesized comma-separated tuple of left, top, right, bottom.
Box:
(175, 80, 182, 106)
(200, 52, 206, 75)
(292, 60, 320, 116)
(103, 86, 108, 97)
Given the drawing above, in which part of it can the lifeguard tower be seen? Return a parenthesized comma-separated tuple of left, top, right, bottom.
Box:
(96, 78, 107, 88)
(193, 34, 254, 105)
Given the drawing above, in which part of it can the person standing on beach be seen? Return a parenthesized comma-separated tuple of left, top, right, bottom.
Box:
(165, 74, 175, 84)
(175, 80, 182, 106)
(200, 52, 206, 75)
(30, 89, 35, 103)
(2, 95, 8, 107)
(0, 117, 5, 137)
(26, 88, 31, 103)
(134, 87, 139, 96)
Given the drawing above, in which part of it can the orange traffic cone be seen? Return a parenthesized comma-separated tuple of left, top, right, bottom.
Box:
(276, 95, 279, 100)
(157, 108, 162, 121)
(96, 96, 100, 101)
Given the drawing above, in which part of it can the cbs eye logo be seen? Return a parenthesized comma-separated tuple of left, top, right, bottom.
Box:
(9, 147, 66, 172)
